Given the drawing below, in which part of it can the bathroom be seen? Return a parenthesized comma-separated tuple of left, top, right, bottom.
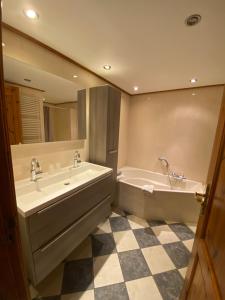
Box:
(1, 1, 225, 300)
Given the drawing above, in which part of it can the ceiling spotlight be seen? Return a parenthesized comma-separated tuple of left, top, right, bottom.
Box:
(73, 75, 78, 78)
(190, 78, 197, 84)
(186, 14, 201, 26)
(2, 42, 5, 47)
(103, 65, 111, 70)
(24, 9, 39, 19)
(133, 86, 139, 91)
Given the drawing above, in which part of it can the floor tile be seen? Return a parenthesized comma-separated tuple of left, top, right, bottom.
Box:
(154, 270, 184, 300)
(113, 230, 139, 252)
(183, 239, 194, 252)
(66, 237, 92, 261)
(152, 225, 180, 244)
(92, 233, 116, 257)
(127, 215, 150, 229)
(148, 220, 167, 227)
(126, 276, 162, 300)
(93, 253, 124, 288)
(94, 219, 112, 235)
(179, 267, 187, 279)
(119, 249, 151, 281)
(164, 242, 191, 269)
(110, 212, 122, 218)
(133, 228, 160, 248)
(142, 245, 175, 275)
(61, 258, 93, 294)
(36, 263, 64, 297)
(169, 223, 195, 240)
(186, 223, 197, 233)
(61, 290, 94, 300)
(94, 283, 129, 300)
(109, 216, 131, 232)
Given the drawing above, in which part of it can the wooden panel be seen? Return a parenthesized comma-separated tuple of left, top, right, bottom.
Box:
(107, 86, 121, 151)
(205, 158, 225, 299)
(188, 259, 208, 300)
(77, 89, 86, 139)
(4, 85, 22, 145)
(89, 86, 108, 164)
(29, 174, 113, 251)
(33, 196, 111, 284)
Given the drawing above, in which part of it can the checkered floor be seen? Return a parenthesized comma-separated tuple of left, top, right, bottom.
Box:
(31, 211, 196, 300)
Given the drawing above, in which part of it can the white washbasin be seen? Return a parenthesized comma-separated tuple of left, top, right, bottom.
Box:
(15, 162, 112, 217)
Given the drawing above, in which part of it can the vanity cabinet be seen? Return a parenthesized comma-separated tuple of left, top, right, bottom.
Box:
(89, 85, 121, 179)
(19, 173, 113, 285)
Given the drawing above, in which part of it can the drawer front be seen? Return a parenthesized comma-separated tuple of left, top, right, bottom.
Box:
(29, 174, 113, 252)
(33, 196, 111, 284)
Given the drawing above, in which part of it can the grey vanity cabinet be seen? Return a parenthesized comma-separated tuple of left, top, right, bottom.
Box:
(89, 85, 121, 178)
(19, 173, 113, 285)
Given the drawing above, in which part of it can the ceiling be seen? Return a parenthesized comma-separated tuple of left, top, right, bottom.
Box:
(3, 55, 78, 103)
(2, 0, 225, 94)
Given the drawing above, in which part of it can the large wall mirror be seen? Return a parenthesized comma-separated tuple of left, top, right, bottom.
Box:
(3, 55, 87, 144)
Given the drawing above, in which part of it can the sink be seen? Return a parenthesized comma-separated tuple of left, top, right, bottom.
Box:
(15, 162, 112, 217)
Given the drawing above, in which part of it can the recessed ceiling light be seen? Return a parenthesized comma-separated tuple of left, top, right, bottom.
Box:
(133, 86, 139, 91)
(103, 65, 111, 70)
(73, 75, 78, 78)
(2, 42, 5, 47)
(186, 14, 201, 26)
(24, 9, 39, 19)
(192, 92, 196, 96)
(190, 78, 197, 84)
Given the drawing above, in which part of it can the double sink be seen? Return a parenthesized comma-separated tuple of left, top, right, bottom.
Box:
(15, 162, 112, 217)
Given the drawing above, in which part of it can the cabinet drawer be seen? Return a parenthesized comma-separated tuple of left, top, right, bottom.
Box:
(29, 174, 113, 252)
(33, 196, 111, 284)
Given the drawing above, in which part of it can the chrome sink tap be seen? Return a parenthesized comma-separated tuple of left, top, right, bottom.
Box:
(30, 158, 42, 181)
(73, 151, 81, 168)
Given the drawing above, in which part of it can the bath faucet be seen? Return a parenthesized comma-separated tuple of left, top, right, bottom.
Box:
(171, 171, 186, 181)
(73, 151, 81, 168)
(30, 158, 42, 181)
(158, 157, 169, 168)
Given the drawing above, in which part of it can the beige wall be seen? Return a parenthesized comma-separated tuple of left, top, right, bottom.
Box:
(126, 86, 224, 182)
(11, 140, 88, 181)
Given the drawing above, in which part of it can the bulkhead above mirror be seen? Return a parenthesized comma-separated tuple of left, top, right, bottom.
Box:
(3, 55, 87, 145)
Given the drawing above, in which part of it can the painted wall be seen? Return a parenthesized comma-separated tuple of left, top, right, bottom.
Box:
(126, 86, 224, 182)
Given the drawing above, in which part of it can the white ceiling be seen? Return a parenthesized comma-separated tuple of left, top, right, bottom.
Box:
(3, 55, 78, 103)
(2, 0, 225, 94)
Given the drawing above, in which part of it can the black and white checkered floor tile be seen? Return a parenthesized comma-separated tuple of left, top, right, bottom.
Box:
(31, 212, 196, 300)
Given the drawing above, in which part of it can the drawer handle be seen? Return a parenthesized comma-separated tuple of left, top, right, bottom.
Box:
(36, 174, 112, 215)
(108, 150, 118, 154)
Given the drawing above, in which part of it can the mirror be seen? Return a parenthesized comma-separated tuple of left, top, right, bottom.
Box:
(3, 55, 87, 144)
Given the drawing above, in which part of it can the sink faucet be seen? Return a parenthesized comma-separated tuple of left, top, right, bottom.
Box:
(30, 158, 42, 181)
(158, 157, 169, 169)
(73, 151, 81, 168)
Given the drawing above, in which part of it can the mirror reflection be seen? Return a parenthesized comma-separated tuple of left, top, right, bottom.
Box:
(3, 55, 86, 144)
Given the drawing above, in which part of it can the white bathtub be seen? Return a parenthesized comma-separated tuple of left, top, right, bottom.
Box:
(117, 167, 204, 223)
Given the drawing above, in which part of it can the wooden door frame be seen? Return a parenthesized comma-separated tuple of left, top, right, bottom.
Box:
(181, 86, 225, 299)
(0, 14, 30, 300)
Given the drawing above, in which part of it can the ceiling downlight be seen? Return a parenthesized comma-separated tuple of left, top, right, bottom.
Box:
(185, 14, 201, 26)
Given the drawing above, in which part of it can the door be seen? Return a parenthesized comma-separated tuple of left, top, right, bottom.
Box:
(0, 12, 30, 300)
(181, 86, 225, 299)
(4, 85, 22, 145)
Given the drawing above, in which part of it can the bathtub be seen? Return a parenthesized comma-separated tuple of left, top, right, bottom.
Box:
(117, 167, 204, 223)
